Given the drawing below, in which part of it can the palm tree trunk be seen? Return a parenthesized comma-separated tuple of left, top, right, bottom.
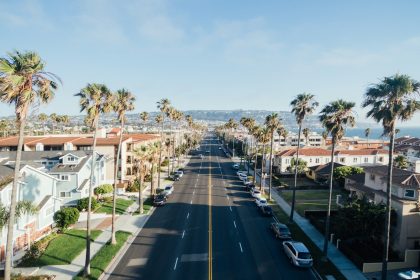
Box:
(260, 143, 266, 193)
(139, 173, 144, 215)
(157, 121, 163, 191)
(4, 119, 26, 280)
(290, 125, 302, 223)
(269, 131, 274, 200)
(253, 140, 258, 184)
(151, 163, 155, 197)
(232, 131, 235, 158)
(382, 129, 395, 280)
(172, 133, 176, 174)
(322, 138, 336, 259)
(247, 138, 251, 176)
(84, 119, 99, 277)
(111, 119, 124, 245)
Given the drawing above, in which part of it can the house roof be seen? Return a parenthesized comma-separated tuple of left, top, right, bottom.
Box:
(277, 148, 331, 157)
(395, 136, 412, 143)
(347, 172, 366, 184)
(37, 195, 52, 210)
(0, 134, 160, 147)
(49, 156, 90, 173)
(334, 149, 389, 156)
(402, 138, 420, 145)
(308, 162, 345, 174)
(77, 179, 89, 191)
(363, 165, 420, 188)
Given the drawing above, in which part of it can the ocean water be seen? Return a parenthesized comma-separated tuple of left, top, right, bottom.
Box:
(312, 127, 420, 140)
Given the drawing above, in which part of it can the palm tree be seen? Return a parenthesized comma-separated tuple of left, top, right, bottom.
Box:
(394, 155, 409, 169)
(38, 113, 48, 135)
(225, 118, 238, 157)
(0, 50, 60, 280)
(258, 126, 271, 193)
(265, 113, 282, 200)
(111, 89, 135, 245)
(240, 117, 256, 175)
(147, 142, 160, 197)
(157, 99, 171, 189)
(319, 99, 355, 260)
(0, 119, 9, 137)
(321, 130, 328, 146)
(250, 126, 261, 184)
(362, 74, 420, 279)
(365, 128, 371, 148)
(139, 111, 149, 130)
(60, 115, 70, 133)
(134, 145, 151, 214)
(49, 113, 57, 134)
(289, 93, 318, 222)
(75, 83, 113, 276)
(277, 126, 288, 147)
(303, 128, 310, 146)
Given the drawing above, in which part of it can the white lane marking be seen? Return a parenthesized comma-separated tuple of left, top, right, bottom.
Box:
(229, 206, 232, 212)
(190, 200, 193, 204)
(127, 258, 147, 266)
(233, 220, 237, 228)
(187, 212, 190, 219)
(182, 230, 185, 239)
(174, 257, 179, 270)
(239, 242, 243, 253)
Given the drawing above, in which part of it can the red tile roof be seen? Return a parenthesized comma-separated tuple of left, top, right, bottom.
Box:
(277, 148, 331, 157)
(334, 149, 389, 156)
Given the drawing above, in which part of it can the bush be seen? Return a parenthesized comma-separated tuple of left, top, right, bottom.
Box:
(144, 174, 152, 182)
(53, 208, 80, 230)
(77, 197, 99, 212)
(161, 159, 169, 167)
(126, 180, 140, 192)
(94, 184, 113, 197)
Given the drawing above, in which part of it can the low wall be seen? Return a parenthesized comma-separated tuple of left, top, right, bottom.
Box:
(363, 250, 420, 273)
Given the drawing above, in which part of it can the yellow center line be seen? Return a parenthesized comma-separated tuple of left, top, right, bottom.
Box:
(208, 145, 213, 280)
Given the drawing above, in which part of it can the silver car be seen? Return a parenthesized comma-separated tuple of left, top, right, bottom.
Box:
(282, 241, 313, 268)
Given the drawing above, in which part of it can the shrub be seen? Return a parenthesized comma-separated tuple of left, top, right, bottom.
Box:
(94, 184, 113, 197)
(144, 174, 151, 182)
(161, 159, 169, 167)
(77, 197, 99, 212)
(53, 208, 80, 230)
(126, 180, 140, 192)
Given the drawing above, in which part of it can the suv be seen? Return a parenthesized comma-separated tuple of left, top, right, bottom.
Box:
(271, 222, 291, 239)
(282, 241, 313, 267)
(153, 194, 168, 206)
(255, 197, 268, 207)
(250, 189, 261, 199)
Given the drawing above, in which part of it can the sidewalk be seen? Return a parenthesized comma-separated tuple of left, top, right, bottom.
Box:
(243, 161, 366, 280)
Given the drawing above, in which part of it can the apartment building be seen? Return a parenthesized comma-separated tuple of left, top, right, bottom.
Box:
(0, 129, 160, 183)
(274, 147, 389, 174)
(345, 166, 420, 254)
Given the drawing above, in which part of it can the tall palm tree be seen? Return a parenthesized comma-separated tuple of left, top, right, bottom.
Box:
(147, 142, 160, 197)
(155, 113, 164, 188)
(365, 128, 371, 148)
(240, 117, 256, 175)
(303, 128, 310, 146)
(134, 145, 151, 214)
(251, 125, 262, 184)
(172, 110, 184, 171)
(289, 93, 318, 222)
(38, 113, 48, 135)
(319, 99, 355, 260)
(277, 126, 288, 147)
(75, 83, 113, 276)
(265, 113, 282, 200)
(225, 118, 238, 157)
(321, 130, 328, 146)
(139, 111, 149, 130)
(258, 126, 271, 193)
(49, 113, 57, 134)
(0, 50, 60, 280)
(111, 89, 135, 245)
(157, 99, 171, 191)
(362, 74, 420, 279)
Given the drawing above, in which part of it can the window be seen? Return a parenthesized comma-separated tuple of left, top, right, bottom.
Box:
(340, 158, 345, 163)
(285, 159, 290, 164)
(68, 156, 76, 162)
(364, 157, 369, 163)
(60, 192, 71, 198)
(315, 158, 320, 164)
(404, 189, 416, 199)
(353, 158, 358, 163)
(60, 175, 70, 181)
(379, 157, 384, 162)
(370, 174, 375, 181)
(45, 206, 54, 216)
(309, 158, 312, 163)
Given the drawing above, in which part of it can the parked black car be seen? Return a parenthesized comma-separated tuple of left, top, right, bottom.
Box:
(154, 194, 168, 206)
(259, 205, 273, 216)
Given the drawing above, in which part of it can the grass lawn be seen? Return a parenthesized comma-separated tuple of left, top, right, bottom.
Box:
(96, 198, 134, 215)
(18, 229, 102, 267)
(279, 189, 346, 216)
(268, 200, 346, 280)
(74, 231, 131, 280)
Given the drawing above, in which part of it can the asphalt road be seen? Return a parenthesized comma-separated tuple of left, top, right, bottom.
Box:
(108, 134, 316, 280)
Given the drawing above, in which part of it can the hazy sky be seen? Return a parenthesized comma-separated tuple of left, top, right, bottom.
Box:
(1, 0, 420, 126)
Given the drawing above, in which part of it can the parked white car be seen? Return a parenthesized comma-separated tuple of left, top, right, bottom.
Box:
(237, 171, 246, 176)
(174, 170, 184, 178)
(398, 270, 420, 279)
(251, 189, 261, 199)
(255, 197, 267, 207)
(282, 241, 313, 268)
(163, 185, 174, 196)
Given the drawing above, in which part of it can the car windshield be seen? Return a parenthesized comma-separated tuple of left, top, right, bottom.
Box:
(254, 191, 260, 194)
(156, 195, 164, 199)
(297, 252, 311, 259)
(165, 186, 171, 190)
